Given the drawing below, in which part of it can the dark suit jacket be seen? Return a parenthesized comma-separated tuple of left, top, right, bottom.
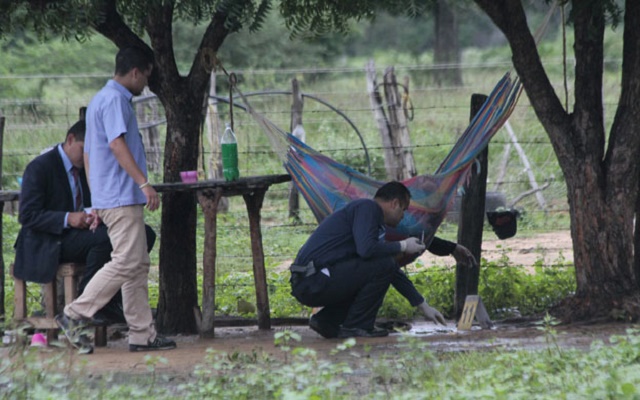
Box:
(13, 145, 91, 283)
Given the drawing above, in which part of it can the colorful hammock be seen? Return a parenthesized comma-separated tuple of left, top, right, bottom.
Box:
(242, 72, 522, 244)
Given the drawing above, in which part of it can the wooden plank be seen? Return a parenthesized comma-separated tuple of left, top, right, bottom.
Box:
(22, 317, 59, 330)
(197, 188, 223, 338)
(154, 174, 291, 196)
(43, 282, 58, 343)
(0, 190, 19, 202)
(244, 189, 270, 330)
(13, 276, 26, 320)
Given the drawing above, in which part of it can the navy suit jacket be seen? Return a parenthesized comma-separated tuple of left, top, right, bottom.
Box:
(13, 145, 91, 283)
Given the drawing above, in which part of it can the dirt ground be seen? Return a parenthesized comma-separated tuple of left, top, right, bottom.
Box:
(419, 230, 573, 268)
(3, 230, 585, 377)
(4, 318, 634, 379)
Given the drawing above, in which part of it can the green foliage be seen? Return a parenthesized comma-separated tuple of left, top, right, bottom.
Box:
(4, 328, 640, 398)
(0, 1, 274, 41)
(380, 256, 575, 321)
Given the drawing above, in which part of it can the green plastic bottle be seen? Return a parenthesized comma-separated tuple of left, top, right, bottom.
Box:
(221, 123, 239, 181)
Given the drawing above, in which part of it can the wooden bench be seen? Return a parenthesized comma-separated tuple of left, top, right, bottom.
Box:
(12, 262, 108, 347)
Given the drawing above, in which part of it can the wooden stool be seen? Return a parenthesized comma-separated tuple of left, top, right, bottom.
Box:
(12, 262, 108, 347)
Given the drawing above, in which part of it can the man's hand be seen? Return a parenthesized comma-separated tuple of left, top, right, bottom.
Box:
(418, 301, 446, 325)
(142, 185, 160, 211)
(400, 237, 426, 255)
(85, 210, 102, 232)
(452, 244, 478, 269)
(67, 211, 90, 229)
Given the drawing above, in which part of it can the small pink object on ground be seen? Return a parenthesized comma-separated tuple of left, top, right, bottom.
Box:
(180, 170, 198, 183)
(31, 333, 47, 347)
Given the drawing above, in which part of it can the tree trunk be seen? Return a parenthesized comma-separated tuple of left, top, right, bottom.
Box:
(154, 95, 202, 334)
(474, 0, 640, 321)
(434, 0, 462, 87)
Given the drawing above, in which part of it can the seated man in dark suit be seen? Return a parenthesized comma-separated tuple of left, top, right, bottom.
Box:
(13, 120, 156, 323)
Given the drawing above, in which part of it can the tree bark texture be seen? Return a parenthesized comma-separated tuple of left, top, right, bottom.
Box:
(93, 2, 231, 333)
(474, 0, 640, 319)
(434, 0, 462, 86)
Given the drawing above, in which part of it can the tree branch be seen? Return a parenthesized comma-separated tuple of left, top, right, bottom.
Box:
(144, 2, 181, 92)
(92, 1, 147, 51)
(473, 0, 573, 161)
(188, 11, 231, 96)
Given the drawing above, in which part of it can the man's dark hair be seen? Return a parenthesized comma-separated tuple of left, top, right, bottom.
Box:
(66, 120, 86, 141)
(374, 181, 411, 205)
(115, 46, 154, 76)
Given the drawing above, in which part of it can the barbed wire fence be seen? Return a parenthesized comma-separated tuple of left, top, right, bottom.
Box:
(3, 59, 619, 280)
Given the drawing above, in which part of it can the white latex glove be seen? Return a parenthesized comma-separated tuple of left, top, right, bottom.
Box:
(418, 301, 446, 325)
(400, 237, 426, 255)
(451, 244, 478, 269)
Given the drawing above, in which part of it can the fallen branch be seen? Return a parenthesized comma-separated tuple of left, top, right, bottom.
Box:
(509, 180, 552, 208)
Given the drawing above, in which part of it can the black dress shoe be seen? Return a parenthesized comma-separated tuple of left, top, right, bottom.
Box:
(309, 314, 339, 338)
(129, 336, 177, 352)
(337, 326, 389, 338)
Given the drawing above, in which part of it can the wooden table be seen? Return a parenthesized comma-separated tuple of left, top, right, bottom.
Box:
(0, 190, 19, 202)
(154, 174, 291, 337)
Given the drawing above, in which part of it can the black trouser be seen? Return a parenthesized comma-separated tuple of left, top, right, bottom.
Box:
(291, 256, 397, 331)
(60, 224, 156, 318)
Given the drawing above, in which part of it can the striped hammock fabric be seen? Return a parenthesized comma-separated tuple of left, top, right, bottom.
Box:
(245, 72, 522, 244)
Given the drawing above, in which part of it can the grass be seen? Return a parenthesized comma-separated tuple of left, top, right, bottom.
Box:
(2, 325, 640, 398)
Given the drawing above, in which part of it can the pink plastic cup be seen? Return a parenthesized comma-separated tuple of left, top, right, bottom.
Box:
(180, 170, 198, 183)
(31, 333, 47, 347)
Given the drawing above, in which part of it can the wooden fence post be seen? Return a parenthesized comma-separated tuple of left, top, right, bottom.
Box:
(288, 78, 304, 222)
(454, 94, 488, 318)
(383, 66, 416, 180)
(366, 61, 396, 181)
(204, 71, 229, 211)
(206, 71, 223, 180)
(136, 88, 162, 172)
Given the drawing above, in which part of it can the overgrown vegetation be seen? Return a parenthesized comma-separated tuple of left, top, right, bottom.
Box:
(3, 325, 640, 398)
(3, 205, 575, 322)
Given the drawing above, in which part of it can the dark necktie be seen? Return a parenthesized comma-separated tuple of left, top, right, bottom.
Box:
(70, 167, 82, 211)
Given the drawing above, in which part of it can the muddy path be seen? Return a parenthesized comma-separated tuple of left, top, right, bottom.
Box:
(3, 318, 631, 378)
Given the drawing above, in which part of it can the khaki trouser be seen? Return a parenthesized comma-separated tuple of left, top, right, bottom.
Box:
(65, 205, 156, 345)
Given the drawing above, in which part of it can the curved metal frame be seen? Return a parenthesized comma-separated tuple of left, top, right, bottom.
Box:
(211, 90, 372, 175)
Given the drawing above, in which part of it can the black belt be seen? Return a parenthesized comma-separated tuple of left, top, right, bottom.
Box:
(289, 261, 316, 277)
